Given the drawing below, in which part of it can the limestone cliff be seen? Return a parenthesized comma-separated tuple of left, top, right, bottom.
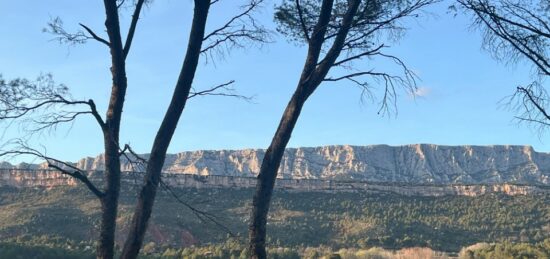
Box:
(3, 144, 550, 185)
(1, 169, 549, 197)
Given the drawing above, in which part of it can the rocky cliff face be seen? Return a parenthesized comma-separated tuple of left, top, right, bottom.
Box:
(0, 169, 76, 188)
(3, 144, 550, 185)
(2, 169, 548, 197)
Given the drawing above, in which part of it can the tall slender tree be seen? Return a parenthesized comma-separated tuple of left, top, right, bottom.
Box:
(1, 1, 147, 257)
(247, 0, 437, 258)
(120, 0, 268, 258)
(0, 1, 267, 259)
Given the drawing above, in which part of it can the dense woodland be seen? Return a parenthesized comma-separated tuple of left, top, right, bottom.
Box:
(1, 185, 549, 258)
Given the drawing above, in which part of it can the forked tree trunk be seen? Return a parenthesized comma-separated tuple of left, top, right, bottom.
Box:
(247, 1, 335, 258)
(248, 0, 361, 257)
(120, 1, 211, 258)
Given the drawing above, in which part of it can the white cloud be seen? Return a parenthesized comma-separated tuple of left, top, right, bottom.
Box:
(411, 87, 432, 98)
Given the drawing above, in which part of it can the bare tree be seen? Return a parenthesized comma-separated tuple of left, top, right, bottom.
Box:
(456, 0, 549, 129)
(0, 1, 147, 258)
(120, 1, 268, 258)
(0, 0, 267, 259)
(247, 0, 437, 258)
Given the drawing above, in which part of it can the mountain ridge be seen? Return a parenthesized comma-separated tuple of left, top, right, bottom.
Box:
(1, 144, 549, 185)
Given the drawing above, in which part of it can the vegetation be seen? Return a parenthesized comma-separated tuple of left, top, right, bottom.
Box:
(459, 239, 550, 259)
(3, 237, 550, 258)
(1, 185, 549, 256)
(0, 242, 94, 259)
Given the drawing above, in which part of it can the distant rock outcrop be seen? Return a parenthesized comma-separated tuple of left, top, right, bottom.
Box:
(1, 169, 549, 197)
(2, 144, 550, 185)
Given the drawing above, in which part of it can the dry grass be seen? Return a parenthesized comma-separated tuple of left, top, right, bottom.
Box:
(324, 247, 454, 259)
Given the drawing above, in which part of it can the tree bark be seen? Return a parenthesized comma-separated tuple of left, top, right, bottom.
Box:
(97, 1, 129, 258)
(97, 133, 123, 259)
(97, 150, 121, 259)
(120, 1, 211, 258)
(248, 90, 309, 259)
(247, 0, 361, 258)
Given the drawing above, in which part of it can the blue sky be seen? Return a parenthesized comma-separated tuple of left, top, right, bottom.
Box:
(0, 0, 547, 162)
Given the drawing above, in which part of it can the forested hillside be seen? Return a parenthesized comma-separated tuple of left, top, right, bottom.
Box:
(1, 185, 548, 255)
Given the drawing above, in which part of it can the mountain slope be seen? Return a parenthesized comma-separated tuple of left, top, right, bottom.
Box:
(1, 185, 549, 252)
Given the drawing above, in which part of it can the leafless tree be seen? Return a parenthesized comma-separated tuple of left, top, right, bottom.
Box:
(120, 1, 268, 258)
(456, 0, 549, 130)
(2, 1, 147, 257)
(247, 0, 437, 258)
(0, 0, 267, 259)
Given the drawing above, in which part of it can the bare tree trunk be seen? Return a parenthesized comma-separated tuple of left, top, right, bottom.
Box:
(120, 1, 211, 258)
(97, 133, 123, 259)
(247, 0, 334, 256)
(97, 194, 118, 259)
(97, 1, 129, 258)
(97, 164, 120, 259)
(248, 91, 309, 259)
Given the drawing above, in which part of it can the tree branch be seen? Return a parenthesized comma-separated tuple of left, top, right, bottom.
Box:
(324, 52, 417, 116)
(295, 0, 311, 42)
(517, 85, 550, 122)
(188, 80, 253, 101)
(79, 23, 111, 47)
(116, 143, 235, 236)
(200, 0, 270, 59)
(123, 0, 147, 59)
(159, 179, 235, 237)
(0, 145, 104, 198)
(0, 74, 106, 132)
(48, 164, 105, 198)
(461, 1, 550, 38)
(119, 143, 148, 173)
(332, 44, 385, 67)
(44, 17, 111, 47)
(458, 0, 550, 76)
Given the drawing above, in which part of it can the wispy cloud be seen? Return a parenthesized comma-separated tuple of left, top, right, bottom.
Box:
(411, 87, 432, 98)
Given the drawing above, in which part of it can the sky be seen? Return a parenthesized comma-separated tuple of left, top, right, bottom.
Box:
(0, 0, 548, 163)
